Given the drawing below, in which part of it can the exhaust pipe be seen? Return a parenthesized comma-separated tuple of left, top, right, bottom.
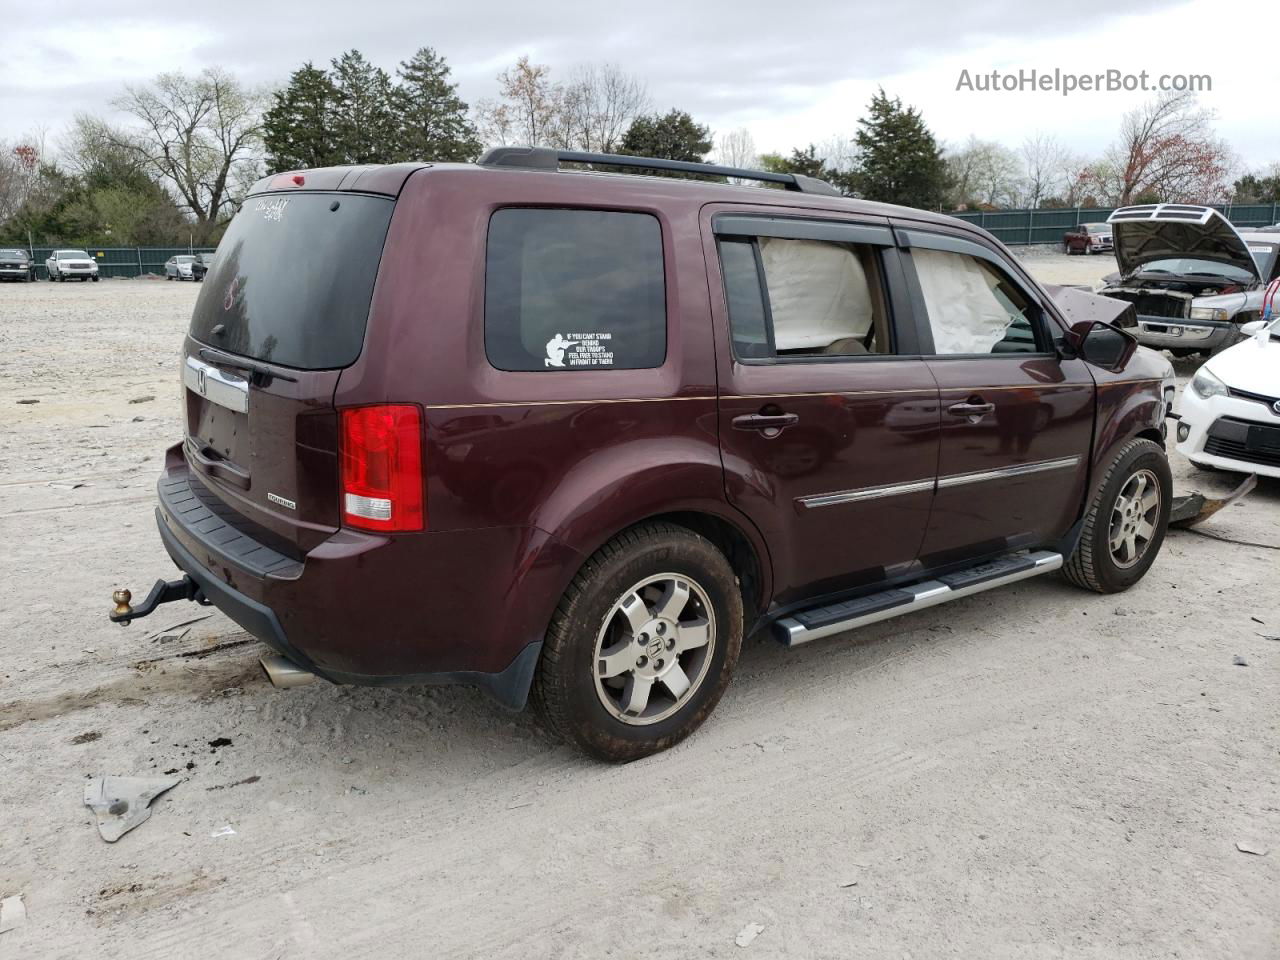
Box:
(260, 653, 318, 689)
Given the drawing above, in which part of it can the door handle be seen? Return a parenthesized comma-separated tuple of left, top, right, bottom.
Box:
(732, 412, 799, 435)
(947, 399, 995, 421)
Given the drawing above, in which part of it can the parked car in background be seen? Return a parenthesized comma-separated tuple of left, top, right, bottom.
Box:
(1099, 205, 1280, 357)
(46, 249, 99, 281)
(0, 248, 36, 281)
(191, 252, 215, 281)
(1176, 315, 1280, 477)
(110, 149, 1175, 761)
(165, 255, 198, 281)
(1063, 223, 1113, 255)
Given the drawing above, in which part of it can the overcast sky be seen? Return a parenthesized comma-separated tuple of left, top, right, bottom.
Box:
(3, 0, 1275, 171)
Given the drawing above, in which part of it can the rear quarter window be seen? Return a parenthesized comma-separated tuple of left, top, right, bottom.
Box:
(484, 208, 666, 371)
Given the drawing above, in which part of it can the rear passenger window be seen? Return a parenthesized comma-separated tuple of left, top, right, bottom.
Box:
(719, 237, 892, 360)
(912, 249, 1041, 355)
(485, 209, 666, 371)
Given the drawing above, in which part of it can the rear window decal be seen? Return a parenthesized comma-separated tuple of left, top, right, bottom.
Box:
(255, 197, 289, 222)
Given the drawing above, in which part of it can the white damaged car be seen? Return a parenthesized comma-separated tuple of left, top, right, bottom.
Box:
(1099, 205, 1280, 357)
(1176, 314, 1280, 477)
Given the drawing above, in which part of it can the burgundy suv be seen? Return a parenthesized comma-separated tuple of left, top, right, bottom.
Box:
(112, 149, 1175, 760)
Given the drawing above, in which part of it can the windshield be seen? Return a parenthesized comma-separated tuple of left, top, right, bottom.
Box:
(1246, 244, 1278, 279)
(0, 249, 25, 259)
(189, 192, 394, 369)
(57, 250, 90, 258)
(1085, 224, 1108, 234)
(176, 256, 195, 263)
(1134, 258, 1256, 283)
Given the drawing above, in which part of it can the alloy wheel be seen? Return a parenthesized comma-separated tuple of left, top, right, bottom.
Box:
(1109, 468, 1161, 568)
(593, 573, 716, 726)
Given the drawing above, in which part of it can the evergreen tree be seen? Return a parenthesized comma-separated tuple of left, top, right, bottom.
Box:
(620, 110, 712, 162)
(847, 89, 949, 209)
(392, 47, 482, 162)
(330, 50, 398, 164)
(263, 63, 342, 173)
(759, 145, 831, 180)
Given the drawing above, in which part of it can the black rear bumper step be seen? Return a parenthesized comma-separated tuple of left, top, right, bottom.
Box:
(775, 550, 1063, 646)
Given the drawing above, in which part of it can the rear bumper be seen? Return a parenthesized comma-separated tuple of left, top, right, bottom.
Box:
(154, 462, 560, 708)
(1133, 316, 1236, 351)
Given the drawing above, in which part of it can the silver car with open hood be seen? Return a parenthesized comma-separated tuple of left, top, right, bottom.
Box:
(1098, 204, 1280, 356)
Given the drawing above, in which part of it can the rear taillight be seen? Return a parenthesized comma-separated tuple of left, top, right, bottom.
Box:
(340, 405, 425, 532)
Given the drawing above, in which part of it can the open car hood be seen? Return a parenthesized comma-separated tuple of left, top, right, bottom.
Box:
(1106, 204, 1259, 281)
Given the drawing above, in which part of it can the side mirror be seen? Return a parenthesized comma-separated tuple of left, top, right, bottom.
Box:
(1240, 319, 1267, 336)
(1061, 320, 1137, 372)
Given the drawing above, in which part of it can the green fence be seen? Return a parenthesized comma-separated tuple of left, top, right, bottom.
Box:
(949, 203, 1280, 246)
(2, 246, 218, 280)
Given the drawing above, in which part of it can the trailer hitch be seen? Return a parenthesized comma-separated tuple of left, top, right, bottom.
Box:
(110, 575, 211, 625)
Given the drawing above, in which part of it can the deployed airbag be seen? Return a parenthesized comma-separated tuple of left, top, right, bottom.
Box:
(913, 249, 1016, 354)
(760, 237, 875, 350)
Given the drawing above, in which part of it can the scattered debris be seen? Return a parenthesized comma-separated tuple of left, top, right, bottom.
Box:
(506, 799, 532, 810)
(348, 786, 368, 796)
(0, 895, 26, 934)
(127, 395, 155, 404)
(71, 731, 102, 745)
(1251, 616, 1265, 624)
(1236, 840, 1269, 856)
(152, 627, 190, 645)
(1169, 474, 1255, 528)
(83, 775, 181, 842)
(16, 399, 39, 405)
(735, 923, 765, 947)
(838, 878, 859, 888)
(205, 775, 260, 792)
(210, 825, 237, 838)
(1232, 655, 1249, 667)
(208, 737, 232, 751)
(131, 415, 145, 422)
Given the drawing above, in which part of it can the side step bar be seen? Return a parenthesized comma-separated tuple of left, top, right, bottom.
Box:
(774, 550, 1063, 647)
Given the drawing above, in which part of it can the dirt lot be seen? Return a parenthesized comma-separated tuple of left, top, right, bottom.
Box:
(1, 256, 1277, 959)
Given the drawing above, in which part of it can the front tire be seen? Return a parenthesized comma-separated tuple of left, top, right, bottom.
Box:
(533, 522, 743, 762)
(1063, 438, 1171, 593)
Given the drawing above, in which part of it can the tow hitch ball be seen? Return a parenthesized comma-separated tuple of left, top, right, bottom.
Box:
(110, 574, 211, 625)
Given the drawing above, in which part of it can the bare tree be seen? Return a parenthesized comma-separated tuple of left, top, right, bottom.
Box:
(946, 136, 1024, 208)
(558, 64, 649, 152)
(0, 130, 53, 226)
(477, 58, 648, 152)
(475, 56, 563, 147)
(715, 128, 758, 169)
(1020, 133, 1075, 208)
(112, 68, 265, 239)
(1101, 91, 1233, 204)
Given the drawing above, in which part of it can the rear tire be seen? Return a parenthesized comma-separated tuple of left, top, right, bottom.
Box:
(533, 522, 743, 762)
(1063, 438, 1171, 594)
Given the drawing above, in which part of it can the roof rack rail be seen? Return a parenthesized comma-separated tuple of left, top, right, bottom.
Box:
(477, 146, 842, 197)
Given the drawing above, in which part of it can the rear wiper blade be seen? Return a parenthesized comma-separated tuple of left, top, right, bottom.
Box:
(197, 347, 298, 383)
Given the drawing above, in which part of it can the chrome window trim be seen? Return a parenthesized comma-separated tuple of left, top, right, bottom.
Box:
(798, 456, 1081, 508)
(183, 356, 249, 414)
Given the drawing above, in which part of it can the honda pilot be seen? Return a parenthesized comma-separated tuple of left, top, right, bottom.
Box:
(111, 149, 1176, 761)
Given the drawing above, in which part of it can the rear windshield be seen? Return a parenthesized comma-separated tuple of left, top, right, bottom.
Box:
(189, 192, 394, 369)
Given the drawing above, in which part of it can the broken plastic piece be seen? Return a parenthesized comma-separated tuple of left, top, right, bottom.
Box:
(1168, 474, 1256, 528)
(84, 776, 181, 842)
(0, 895, 26, 934)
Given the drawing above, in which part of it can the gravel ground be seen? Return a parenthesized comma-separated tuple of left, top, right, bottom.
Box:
(1, 260, 1277, 959)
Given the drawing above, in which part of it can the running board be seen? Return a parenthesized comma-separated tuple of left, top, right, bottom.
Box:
(774, 550, 1063, 647)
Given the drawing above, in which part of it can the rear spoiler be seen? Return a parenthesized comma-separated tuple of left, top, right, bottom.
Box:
(246, 163, 430, 198)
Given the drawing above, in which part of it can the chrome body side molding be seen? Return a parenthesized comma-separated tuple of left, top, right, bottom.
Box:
(798, 457, 1081, 509)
